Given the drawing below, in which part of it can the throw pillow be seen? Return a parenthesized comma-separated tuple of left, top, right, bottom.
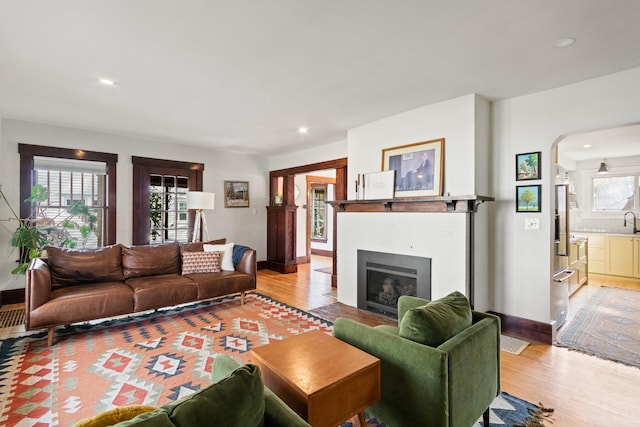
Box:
(399, 291, 472, 347)
(47, 244, 124, 286)
(181, 251, 222, 275)
(75, 405, 157, 427)
(203, 242, 235, 271)
(163, 364, 265, 427)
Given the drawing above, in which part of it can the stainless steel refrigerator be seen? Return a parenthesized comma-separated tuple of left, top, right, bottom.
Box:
(552, 184, 574, 329)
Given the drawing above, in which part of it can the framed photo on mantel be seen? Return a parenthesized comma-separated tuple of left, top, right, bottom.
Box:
(382, 138, 444, 198)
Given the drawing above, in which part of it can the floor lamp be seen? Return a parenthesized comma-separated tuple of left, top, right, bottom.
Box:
(187, 191, 215, 242)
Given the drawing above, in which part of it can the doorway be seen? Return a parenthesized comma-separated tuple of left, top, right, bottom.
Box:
(267, 158, 347, 286)
(552, 123, 640, 331)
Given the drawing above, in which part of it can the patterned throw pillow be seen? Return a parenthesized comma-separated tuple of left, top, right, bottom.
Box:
(181, 251, 222, 275)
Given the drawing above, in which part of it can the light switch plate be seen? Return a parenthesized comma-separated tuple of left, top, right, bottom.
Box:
(525, 218, 540, 230)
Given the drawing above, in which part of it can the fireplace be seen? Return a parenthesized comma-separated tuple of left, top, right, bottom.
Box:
(357, 250, 431, 317)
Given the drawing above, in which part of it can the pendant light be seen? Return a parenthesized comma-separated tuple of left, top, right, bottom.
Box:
(597, 159, 608, 174)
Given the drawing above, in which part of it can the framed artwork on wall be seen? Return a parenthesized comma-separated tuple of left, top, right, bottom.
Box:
(224, 180, 250, 208)
(381, 138, 444, 197)
(516, 184, 541, 212)
(516, 151, 541, 181)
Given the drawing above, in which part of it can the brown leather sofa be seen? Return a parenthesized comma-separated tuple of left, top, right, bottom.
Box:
(25, 239, 256, 346)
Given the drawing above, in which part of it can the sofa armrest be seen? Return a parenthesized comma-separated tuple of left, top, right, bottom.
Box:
(334, 317, 449, 425)
(26, 258, 52, 328)
(235, 249, 256, 277)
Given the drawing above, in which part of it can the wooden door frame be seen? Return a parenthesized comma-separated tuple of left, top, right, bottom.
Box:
(306, 175, 336, 261)
(269, 158, 347, 287)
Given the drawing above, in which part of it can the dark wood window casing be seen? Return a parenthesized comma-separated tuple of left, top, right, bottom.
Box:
(132, 156, 204, 245)
(18, 144, 118, 245)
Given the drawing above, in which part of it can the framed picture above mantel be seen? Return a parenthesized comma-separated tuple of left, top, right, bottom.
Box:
(381, 138, 444, 198)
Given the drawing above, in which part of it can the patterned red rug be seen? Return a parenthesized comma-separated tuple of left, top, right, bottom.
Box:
(0, 293, 548, 427)
(0, 293, 333, 426)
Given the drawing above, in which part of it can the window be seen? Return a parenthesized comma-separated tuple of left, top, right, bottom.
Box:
(149, 174, 189, 243)
(19, 144, 117, 246)
(310, 184, 327, 241)
(132, 157, 203, 245)
(593, 175, 637, 212)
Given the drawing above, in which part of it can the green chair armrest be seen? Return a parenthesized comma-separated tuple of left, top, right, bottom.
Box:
(211, 354, 241, 383)
(263, 388, 311, 427)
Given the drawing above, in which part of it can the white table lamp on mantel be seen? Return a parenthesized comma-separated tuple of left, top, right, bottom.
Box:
(187, 191, 215, 242)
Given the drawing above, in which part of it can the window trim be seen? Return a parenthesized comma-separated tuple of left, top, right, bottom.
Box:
(590, 171, 639, 214)
(18, 144, 118, 245)
(131, 156, 204, 245)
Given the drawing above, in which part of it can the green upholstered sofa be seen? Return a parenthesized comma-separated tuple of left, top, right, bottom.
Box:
(79, 355, 310, 427)
(334, 293, 501, 427)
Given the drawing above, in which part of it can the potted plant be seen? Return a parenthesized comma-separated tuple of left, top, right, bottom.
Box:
(1, 183, 98, 274)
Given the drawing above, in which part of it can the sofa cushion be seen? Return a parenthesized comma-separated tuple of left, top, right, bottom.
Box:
(122, 243, 180, 279)
(126, 274, 198, 312)
(203, 243, 234, 271)
(181, 251, 222, 275)
(47, 244, 124, 286)
(163, 363, 265, 427)
(179, 238, 227, 254)
(399, 291, 472, 347)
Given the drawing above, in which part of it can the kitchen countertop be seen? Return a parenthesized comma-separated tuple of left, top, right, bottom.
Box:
(571, 231, 639, 238)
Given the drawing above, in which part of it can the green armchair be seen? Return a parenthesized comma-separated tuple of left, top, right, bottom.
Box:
(334, 293, 500, 427)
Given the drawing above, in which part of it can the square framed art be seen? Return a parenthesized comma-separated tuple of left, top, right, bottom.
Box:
(516, 185, 541, 212)
(516, 152, 541, 181)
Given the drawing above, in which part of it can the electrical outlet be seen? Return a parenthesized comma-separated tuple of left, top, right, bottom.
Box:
(525, 218, 540, 230)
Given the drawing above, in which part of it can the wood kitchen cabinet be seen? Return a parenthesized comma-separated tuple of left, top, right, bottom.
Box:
(635, 238, 640, 278)
(587, 234, 605, 274)
(606, 235, 635, 277)
(569, 237, 588, 295)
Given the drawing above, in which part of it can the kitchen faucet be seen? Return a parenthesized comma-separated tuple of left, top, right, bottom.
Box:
(623, 211, 638, 234)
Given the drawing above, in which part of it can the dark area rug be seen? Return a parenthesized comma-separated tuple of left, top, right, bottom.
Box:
(557, 286, 640, 368)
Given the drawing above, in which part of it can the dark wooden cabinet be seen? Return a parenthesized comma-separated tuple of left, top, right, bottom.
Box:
(266, 204, 298, 273)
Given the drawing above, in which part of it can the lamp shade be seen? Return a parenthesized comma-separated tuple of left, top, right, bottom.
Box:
(187, 191, 215, 210)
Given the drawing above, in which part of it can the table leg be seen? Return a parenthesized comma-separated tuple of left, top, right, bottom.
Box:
(358, 411, 366, 426)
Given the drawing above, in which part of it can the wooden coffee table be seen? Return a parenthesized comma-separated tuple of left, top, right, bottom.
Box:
(251, 330, 380, 427)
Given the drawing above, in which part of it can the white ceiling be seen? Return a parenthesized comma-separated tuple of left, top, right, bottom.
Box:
(1, 1, 640, 155)
(559, 123, 640, 162)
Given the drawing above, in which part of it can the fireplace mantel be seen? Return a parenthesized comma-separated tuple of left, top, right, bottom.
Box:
(328, 195, 494, 213)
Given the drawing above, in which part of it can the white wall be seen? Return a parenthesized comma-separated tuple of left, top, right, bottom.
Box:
(268, 140, 347, 171)
(492, 66, 640, 324)
(0, 119, 269, 291)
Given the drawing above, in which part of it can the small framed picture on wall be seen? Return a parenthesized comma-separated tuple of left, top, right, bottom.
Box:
(516, 151, 541, 181)
(516, 185, 541, 212)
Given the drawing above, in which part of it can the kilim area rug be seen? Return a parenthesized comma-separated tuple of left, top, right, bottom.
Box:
(557, 286, 640, 368)
(0, 292, 547, 427)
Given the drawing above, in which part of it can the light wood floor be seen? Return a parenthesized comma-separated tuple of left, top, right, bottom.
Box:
(257, 257, 640, 426)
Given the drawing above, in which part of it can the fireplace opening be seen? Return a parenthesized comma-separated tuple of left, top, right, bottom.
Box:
(357, 250, 431, 318)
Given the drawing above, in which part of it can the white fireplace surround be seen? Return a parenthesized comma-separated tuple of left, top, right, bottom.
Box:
(337, 212, 468, 307)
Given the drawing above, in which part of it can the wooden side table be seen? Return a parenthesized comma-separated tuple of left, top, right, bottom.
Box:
(251, 330, 380, 427)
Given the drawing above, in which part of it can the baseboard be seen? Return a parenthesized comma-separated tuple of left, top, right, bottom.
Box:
(310, 248, 333, 257)
(488, 310, 553, 345)
(257, 261, 269, 270)
(0, 288, 25, 306)
(296, 256, 310, 264)
(265, 261, 298, 274)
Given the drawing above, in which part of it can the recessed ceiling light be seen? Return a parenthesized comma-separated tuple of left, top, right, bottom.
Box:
(98, 78, 116, 86)
(583, 144, 592, 148)
(298, 126, 309, 134)
(553, 38, 576, 48)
